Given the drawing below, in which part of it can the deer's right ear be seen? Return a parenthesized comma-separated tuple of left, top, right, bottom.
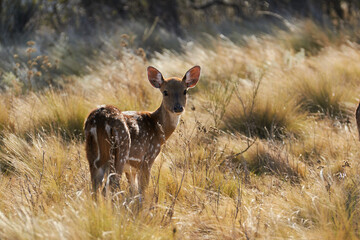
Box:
(147, 66, 164, 88)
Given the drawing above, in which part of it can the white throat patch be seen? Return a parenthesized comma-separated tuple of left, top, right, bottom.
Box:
(169, 113, 181, 128)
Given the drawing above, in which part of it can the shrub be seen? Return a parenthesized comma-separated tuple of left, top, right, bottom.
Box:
(294, 72, 351, 120)
(224, 92, 306, 139)
(232, 141, 305, 182)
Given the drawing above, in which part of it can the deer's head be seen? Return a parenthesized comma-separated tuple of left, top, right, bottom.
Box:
(147, 66, 201, 115)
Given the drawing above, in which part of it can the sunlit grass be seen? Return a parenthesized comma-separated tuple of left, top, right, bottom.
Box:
(282, 20, 342, 56)
(224, 91, 307, 139)
(9, 89, 90, 139)
(294, 71, 352, 120)
(1, 22, 360, 239)
(0, 96, 13, 132)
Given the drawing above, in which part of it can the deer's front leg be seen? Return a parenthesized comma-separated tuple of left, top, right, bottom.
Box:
(125, 169, 137, 195)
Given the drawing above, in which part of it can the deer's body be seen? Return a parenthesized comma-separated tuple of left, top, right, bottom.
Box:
(84, 66, 200, 194)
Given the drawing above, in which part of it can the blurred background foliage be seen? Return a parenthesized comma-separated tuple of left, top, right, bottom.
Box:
(1, 0, 359, 41)
(0, 0, 359, 91)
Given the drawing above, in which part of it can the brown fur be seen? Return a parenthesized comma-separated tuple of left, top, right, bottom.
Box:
(84, 66, 201, 195)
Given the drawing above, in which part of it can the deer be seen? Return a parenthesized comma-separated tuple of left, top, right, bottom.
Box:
(84, 66, 201, 196)
(356, 103, 360, 141)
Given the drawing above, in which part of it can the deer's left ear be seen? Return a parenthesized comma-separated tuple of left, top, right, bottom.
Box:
(183, 66, 201, 88)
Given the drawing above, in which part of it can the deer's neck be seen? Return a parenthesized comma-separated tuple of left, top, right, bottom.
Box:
(151, 103, 181, 142)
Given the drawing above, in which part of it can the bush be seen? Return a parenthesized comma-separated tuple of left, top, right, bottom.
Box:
(224, 89, 306, 139)
(241, 141, 305, 182)
(294, 72, 351, 120)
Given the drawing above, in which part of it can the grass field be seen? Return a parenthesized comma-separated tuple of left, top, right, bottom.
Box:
(1, 20, 360, 239)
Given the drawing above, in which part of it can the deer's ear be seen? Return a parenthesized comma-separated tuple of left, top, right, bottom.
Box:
(183, 66, 201, 88)
(147, 66, 164, 88)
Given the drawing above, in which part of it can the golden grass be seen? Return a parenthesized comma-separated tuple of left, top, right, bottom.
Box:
(224, 93, 306, 139)
(1, 22, 360, 239)
(0, 95, 13, 132)
(281, 20, 344, 56)
(7, 90, 90, 139)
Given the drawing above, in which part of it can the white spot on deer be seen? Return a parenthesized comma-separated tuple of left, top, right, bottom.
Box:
(90, 127, 100, 168)
(123, 111, 138, 117)
(157, 122, 165, 138)
(97, 104, 106, 108)
(128, 157, 142, 162)
(105, 123, 111, 138)
(169, 114, 181, 128)
(115, 130, 119, 141)
(121, 118, 131, 144)
(130, 119, 140, 134)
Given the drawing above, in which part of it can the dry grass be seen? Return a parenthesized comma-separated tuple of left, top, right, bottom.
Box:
(1, 21, 360, 239)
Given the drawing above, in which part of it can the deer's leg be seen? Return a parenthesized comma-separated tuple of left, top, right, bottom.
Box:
(90, 164, 106, 193)
(125, 167, 137, 195)
(86, 127, 105, 193)
(108, 130, 130, 192)
(138, 162, 151, 196)
(108, 145, 122, 192)
(108, 124, 132, 193)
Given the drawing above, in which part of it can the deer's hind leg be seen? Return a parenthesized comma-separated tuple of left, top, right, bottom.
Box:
(107, 125, 130, 193)
(90, 164, 107, 193)
(85, 126, 107, 193)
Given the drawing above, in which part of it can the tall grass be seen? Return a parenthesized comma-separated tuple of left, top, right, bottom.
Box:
(1, 21, 360, 239)
(9, 89, 90, 139)
(292, 70, 352, 120)
(223, 75, 307, 139)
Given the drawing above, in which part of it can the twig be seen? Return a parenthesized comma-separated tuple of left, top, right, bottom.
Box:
(220, 137, 257, 167)
(227, 139, 256, 159)
(38, 151, 45, 189)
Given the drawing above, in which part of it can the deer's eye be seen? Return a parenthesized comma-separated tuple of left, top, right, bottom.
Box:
(163, 91, 168, 96)
(183, 90, 187, 95)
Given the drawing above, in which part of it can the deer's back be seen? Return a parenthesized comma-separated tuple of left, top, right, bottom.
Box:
(84, 105, 163, 169)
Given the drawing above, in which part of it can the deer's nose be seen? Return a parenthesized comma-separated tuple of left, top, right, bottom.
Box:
(173, 104, 183, 113)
